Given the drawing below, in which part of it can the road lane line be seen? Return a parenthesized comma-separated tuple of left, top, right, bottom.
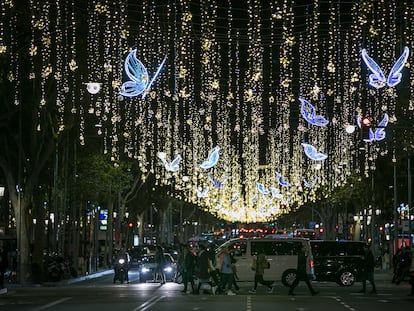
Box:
(132, 295, 165, 311)
(30, 297, 72, 311)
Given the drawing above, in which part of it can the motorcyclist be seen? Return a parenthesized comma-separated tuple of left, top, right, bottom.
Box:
(113, 248, 130, 284)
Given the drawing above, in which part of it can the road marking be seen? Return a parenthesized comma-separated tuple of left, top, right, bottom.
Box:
(30, 297, 72, 311)
(132, 295, 165, 311)
(246, 296, 252, 311)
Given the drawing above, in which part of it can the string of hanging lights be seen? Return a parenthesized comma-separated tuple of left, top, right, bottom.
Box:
(1, 0, 412, 223)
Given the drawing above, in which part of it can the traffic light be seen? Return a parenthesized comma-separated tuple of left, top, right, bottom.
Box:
(360, 116, 372, 140)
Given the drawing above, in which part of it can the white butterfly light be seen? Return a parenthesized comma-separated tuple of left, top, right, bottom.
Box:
(299, 98, 329, 126)
(157, 152, 181, 172)
(270, 187, 283, 200)
(196, 187, 209, 198)
(361, 46, 409, 89)
(356, 113, 389, 142)
(200, 146, 220, 170)
(301, 143, 328, 161)
(120, 49, 167, 98)
(303, 177, 318, 188)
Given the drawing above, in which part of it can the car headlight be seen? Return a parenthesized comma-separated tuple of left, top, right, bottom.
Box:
(163, 266, 173, 273)
(118, 259, 125, 264)
(141, 267, 151, 273)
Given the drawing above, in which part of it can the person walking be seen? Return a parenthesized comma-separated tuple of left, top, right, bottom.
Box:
(0, 243, 8, 289)
(358, 243, 377, 294)
(288, 244, 318, 296)
(249, 252, 273, 293)
(219, 247, 236, 295)
(181, 245, 196, 294)
(154, 245, 166, 284)
(196, 244, 216, 294)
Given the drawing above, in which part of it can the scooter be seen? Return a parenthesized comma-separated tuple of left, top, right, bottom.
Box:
(113, 258, 128, 284)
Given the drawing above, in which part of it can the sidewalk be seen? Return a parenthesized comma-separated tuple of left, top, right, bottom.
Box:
(0, 269, 114, 294)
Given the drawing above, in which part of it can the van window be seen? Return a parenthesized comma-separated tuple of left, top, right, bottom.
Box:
(251, 240, 304, 256)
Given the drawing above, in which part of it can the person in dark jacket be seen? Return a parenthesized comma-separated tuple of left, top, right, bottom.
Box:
(0, 244, 8, 289)
(358, 243, 377, 294)
(181, 245, 197, 294)
(288, 244, 318, 296)
(196, 244, 216, 294)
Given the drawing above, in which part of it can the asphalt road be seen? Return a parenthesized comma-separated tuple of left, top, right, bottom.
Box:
(0, 269, 413, 311)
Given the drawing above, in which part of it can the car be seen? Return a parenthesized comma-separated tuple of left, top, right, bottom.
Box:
(310, 240, 366, 286)
(215, 237, 314, 287)
(138, 253, 177, 283)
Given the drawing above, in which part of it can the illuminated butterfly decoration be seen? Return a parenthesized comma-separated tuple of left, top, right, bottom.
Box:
(299, 98, 329, 126)
(196, 187, 209, 198)
(200, 146, 221, 170)
(120, 49, 167, 98)
(301, 143, 328, 161)
(257, 182, 270, 195)
(270, 187, 283, 200)
(276, 173, 291, 187)
(230, 192, 240, 204)
(361, 46, 409, 89)
(157, 152, 181, 172)
(208, 173, 226, 189)
(356, 113, 389, 142)
(303, 177, 318, 188)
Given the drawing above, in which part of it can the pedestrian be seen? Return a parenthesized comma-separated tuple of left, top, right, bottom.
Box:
(408, 248, 414, 296)
(229, 249, 240, 291)
(0, 243, 8, 289)
(196, 244, 216, 294)
(288, 244, 318, 296)
(358, 243, 377, 294)
(219, 247, 236, 295)
(382, 250, 390, 271)
(249, 252, 273, 293)
(154, 245, 166, 284)
(181, 245, 196, 294)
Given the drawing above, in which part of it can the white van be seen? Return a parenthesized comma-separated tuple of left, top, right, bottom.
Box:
(215, 237, 314, 286)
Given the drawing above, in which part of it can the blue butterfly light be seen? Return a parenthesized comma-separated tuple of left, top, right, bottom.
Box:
(301, 143, 328, 161)
(200, 146, 221, 170)
(276, 173, 291, 187)
(208, 173, 225, 189)
(230, 192, 240, 204)
(257, 182, 270, 195)
(299, 98, 329, 126)
(361, 47, 409, 89)
(157, 152, 181, 172)
(120, 49, 167, 98)
(356, 114, 389, 142)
